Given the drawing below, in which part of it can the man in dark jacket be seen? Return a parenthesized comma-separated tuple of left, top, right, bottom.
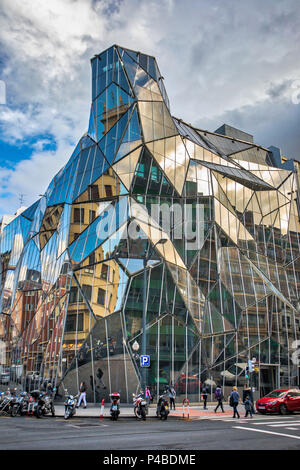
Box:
(202, 384, 209, 410)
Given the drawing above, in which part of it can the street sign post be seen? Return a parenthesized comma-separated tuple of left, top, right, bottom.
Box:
(140, 355, 150, 367)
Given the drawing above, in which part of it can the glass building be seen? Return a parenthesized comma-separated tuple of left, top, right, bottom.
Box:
(1, 45, 300, 402)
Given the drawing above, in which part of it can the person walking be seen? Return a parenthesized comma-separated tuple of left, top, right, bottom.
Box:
(229, 386, 240, 418)
(145, 386, 152, 405)
(168, 385, 176, 410)
(244, 395, 253, 418)
(77, 381, 87, 408)
(202, 383, 208, 410)
(243, 383, 255, 415)
(214, 385, 224, 413)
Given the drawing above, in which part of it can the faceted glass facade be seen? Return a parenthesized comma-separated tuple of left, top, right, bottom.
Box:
(1, 45, 300, 401)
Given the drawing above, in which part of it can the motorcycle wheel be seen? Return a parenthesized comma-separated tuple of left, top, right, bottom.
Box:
(51, 404, 55, 417)
(134, 407, 142, 419)
(141, 407, 146, 421)
(10, 405, 18, 417)
(36, 406, 43, 419)
(64, 409, 70, 420)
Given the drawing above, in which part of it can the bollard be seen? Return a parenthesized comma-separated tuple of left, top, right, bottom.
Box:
(182, 398, 190, 419)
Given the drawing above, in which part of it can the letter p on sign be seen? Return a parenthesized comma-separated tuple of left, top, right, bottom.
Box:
(140, 355, 150, 367)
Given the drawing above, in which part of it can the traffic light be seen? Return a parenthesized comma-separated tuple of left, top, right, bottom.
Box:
(245, 366, 249, 379)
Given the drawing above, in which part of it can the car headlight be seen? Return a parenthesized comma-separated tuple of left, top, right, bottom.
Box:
(265, 401, 277, 405)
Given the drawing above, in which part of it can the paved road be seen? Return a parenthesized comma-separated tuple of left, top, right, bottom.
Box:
(1, 413, 300, 450)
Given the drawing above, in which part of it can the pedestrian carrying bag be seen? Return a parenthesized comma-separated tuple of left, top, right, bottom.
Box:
(229, 395, 234, 407)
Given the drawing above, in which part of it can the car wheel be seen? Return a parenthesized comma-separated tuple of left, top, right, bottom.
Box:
(279, 404, 289, 415)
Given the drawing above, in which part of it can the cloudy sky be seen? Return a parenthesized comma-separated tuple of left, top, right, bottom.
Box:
(0, 0, 299, 218)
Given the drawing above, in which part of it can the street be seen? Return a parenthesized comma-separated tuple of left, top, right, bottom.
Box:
(1, 413, 300, 450)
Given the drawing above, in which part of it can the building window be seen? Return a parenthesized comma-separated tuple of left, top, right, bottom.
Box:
(89, 253, 95, 265)
(69, 286, 79, 304)
(65, 313, 84, 333)
(89, 184, 99, 200)
(105, 185, 113, 197)
(101, 264, 108, 280)
(136, 162, 145, 178)
(74, 208, 84, 223)
(97, 288, 106, 305)
(82, 284, 92, 302)
(151, 165, 158, 182)
(89, 210, 96, 223)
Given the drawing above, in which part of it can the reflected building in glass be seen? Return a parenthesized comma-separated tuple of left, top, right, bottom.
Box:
(1, 45, 300, 401)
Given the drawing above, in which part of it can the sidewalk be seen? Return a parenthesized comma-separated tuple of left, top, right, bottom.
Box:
(54, 402, 238, 419)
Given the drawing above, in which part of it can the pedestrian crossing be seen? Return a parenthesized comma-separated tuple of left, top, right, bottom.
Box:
(233, 425, 300, 441)
(215, 415, 300, 427)
(232, 416, 300, 440)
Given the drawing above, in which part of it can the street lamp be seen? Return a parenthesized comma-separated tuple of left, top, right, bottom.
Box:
(141, 238, 167, 392)
(132, 340, 140, 360)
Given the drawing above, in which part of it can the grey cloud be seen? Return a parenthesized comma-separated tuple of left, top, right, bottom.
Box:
(197, 97, 300, 161)
(266, 80, 293, 100)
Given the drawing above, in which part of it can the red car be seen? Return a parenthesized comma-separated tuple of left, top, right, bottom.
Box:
(256, 388, 300, 415)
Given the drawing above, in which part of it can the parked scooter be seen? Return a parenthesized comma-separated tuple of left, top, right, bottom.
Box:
(64, 389, 78, 419)
(156, 393, 170, 420)
(133, 392, 147, 420)
(110, 392, 120, 421)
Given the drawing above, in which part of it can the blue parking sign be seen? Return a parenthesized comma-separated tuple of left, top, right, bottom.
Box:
(140, 355, 150, 367)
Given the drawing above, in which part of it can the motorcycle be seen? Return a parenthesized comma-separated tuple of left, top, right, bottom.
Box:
(64, 390, 78, 419)
(156, 393, 170, 420)
(28, 390, 55, 418)
(0, 389, 16, 416)
(10, 391, 30, 417)
(133, 392, 147, 420)
(110, 392, 120, 421)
